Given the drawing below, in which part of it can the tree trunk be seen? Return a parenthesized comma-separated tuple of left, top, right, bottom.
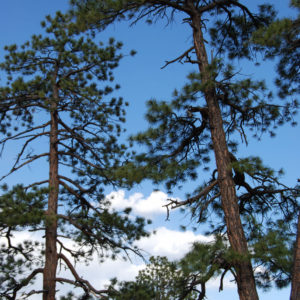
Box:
(190, 11, 259, 300)
(43, 84, 59, 300)
(290, 212, 300, 300)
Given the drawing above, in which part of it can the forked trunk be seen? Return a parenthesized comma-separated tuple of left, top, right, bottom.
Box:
(43, 87, 59, 300)
(290, 212, 300, 300)
(191, 12, 259, 300)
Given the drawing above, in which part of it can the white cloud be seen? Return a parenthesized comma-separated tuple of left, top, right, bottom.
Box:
(107, 189, 177, 217)
(7, 191, 236, 299)
(135, 226, 214, 260)
(71, 227, 235, 293)
(72, 258, 145, 288)
(54, 226, 216, 293)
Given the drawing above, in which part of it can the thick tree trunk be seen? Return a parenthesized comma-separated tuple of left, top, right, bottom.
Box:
(190, 12, 259, 300)
(290, 212, 300, 300)
(43, 86, 59, 300)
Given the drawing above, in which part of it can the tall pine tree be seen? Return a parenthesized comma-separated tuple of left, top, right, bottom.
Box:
(70, 1, 299, 299)
(0, 12, 149, 300)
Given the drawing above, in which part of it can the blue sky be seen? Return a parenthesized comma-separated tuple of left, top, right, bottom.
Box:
(0, 1, 299, 299)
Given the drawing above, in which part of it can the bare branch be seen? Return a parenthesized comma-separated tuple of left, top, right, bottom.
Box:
(0, 122, 50, 154)
(24, 180, 49, 190)
(57, 253, 109, 296)
(57, 238, 81, 258)
(161, 46, 195, 69)
(0, 153, 49, 182)
(197, 0, 258, 25)
(57, 151, 112, 183)
(167, 118, 208, 158)
(151, 0, 192, 14)
(9, 268, 44, 300)
(5, 228, 32, 261)
(166, 180, 218, 209)
(219, 268, 229, 291)
(11, 132, 50, 170)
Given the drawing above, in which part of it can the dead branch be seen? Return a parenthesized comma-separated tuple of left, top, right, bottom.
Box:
(57, 238, 80, 258)
(5, 228, 32, 261)
(11, 132, 50, 170)
(58, 253, 109, 296)
(0, 122, 50, 154)
(219, 268, 229, 291)
(0, 153, 49, 182)
(57, 150, 111, 184)
(161, 46, 195, 69)
(167, 120, 208, 158)
(166, 180, 218, 209)
(58, 117, 103, 163)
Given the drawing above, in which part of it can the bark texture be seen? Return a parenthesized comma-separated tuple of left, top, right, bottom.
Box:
(190, 9, 259, 300)
(43, 81, 59, 300)
(290, 212, 300, 300)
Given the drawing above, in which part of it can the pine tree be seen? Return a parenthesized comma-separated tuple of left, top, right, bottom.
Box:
(110, 237, 237, 300)
(70, 1, 299, 299)
(252, 0, 299, 98)
(110, 255, 200, 299)
(110, 256, 193, 300)
(251, 2, 300, 298)
(0, 12, 149, 300)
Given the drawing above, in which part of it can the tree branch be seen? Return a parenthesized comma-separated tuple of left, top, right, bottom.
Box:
(24, 180, 49, 190)
(58, 180, 98, 214)
(0, 122, 50, 154)
(0, 153, 49, 182)
(161, 46, 195, 69)
(10, 268, 44, 300)
(57, 253, 109, 296)
(57, 63, 96, 85)
(167, 180, 218, 208)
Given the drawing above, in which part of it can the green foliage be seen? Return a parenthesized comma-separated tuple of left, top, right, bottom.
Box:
(0, 185, 47, 228)
(252, 0, 300, 97)
(0, 11, 148, 299)
(110, 255, 198, 300)
(130, 64, 297, 197)
(251, 220, 294, 290)
(70, 0, 300, 294)
(110, 237, 236, 299)
(209, 4, 277, 59)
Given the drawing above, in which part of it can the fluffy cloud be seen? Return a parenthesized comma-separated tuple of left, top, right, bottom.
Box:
(8, 191, 236, 299)
(107, 189, 177, 217)
(55, 227, 216, 292)
(136, 226, 214, 260)
(71, 227, 235, 295)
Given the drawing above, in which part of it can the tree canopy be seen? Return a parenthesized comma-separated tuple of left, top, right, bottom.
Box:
(0, 12, 149, 299)
(69, 1, 300, 299)
(0, 1, 299, 300)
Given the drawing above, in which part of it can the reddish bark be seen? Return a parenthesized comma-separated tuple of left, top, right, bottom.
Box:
(43, 81, 59, 300)
(290, 212, 300, 300)
(190, 10, 259, 300)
